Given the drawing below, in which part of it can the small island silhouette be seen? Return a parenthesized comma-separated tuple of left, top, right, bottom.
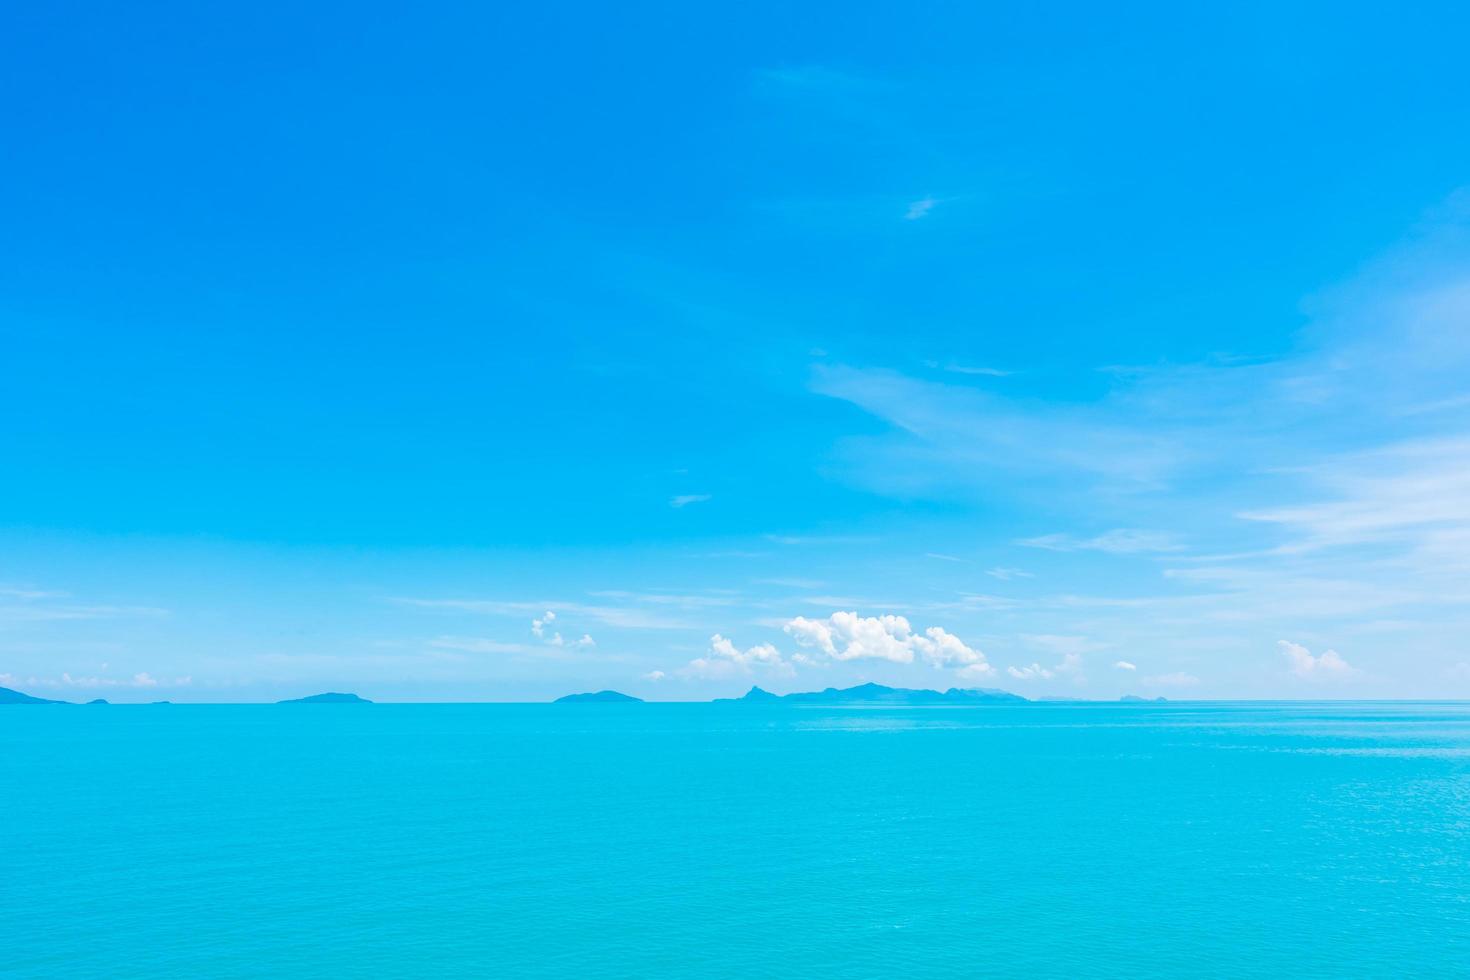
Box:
(277, 692, 372, 704)
(555, 690, 644, 703)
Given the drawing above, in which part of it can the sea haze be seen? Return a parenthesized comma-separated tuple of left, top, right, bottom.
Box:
(4, 701, 1469, 978)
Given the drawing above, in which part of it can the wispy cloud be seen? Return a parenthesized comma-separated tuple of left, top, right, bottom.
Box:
(11, 671, 191, 690)
(0, 584, 168, 626)
(924, 360, 1011, 378)
(1006, 654, 1082, 682)
(670, 493, 712, 508)
(905, 197, 936, 220)
(0, 587, 71, 600)
(430, 636, 531, 655)
(1019, 530, 1183, 554)
(1142, 671, 1200, 689)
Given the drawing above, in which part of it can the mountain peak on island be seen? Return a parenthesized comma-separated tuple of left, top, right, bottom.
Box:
(715, 683, 1026, 705)
(554, 690, 643, 703)
(1120, 695, 1168, 703)
(277, 692, 372, 704)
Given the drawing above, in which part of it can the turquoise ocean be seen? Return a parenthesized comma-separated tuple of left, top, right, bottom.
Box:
(4, 701, 1469, 978)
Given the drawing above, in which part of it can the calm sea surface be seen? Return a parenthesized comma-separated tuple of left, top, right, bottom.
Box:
(4, 702, 1469, 978)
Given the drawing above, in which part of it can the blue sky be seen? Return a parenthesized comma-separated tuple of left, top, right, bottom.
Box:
(5, 1, 1470, 700)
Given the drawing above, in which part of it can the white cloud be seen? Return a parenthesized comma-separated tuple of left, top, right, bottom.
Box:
(521, 610, 593, 649)
(925, 552, 968, 562)
(680, 633, 793, 679)
(1019, 530, 1182, 554)
(644, 670, 666, 681)
(1114, 660, 1137, 671)
(670, 494, 712, 508)
(1279, 640, 1359, 680)
(985, 567, 1034, 581)
(781, 611, 992, 675)
(531, 611, 555, 638)
(905, 197, 936, 220)
(1006, 653, 1083, 682)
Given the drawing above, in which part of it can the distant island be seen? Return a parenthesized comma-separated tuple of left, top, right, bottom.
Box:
(277, 692, 372, 704)
(0, 685, 66, 705)
(717, 683, 1028, 705)
(555, 690, 644, 703)
(2, 682, 1166, 708)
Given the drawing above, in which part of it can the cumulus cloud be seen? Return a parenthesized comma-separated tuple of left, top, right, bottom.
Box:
(1114, 660, 1137, 671)
(530, 611, 595, 649)
(1279, 640, 1359, 680)
(781, 611, 992, 675)
(680, 633, 793, 679)
(644, 670, 666, 681)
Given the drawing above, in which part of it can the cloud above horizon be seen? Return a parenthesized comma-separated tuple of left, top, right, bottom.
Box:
(781, 611, 993, 676)
(1279, 640, 1360, 681)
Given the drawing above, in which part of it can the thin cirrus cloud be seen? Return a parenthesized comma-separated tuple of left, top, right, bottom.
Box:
(670, 494, 712, 508)
(923, 360, 1012, 378)
(1019, 530, 1183, 554)
(904, 197, 936, 220)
